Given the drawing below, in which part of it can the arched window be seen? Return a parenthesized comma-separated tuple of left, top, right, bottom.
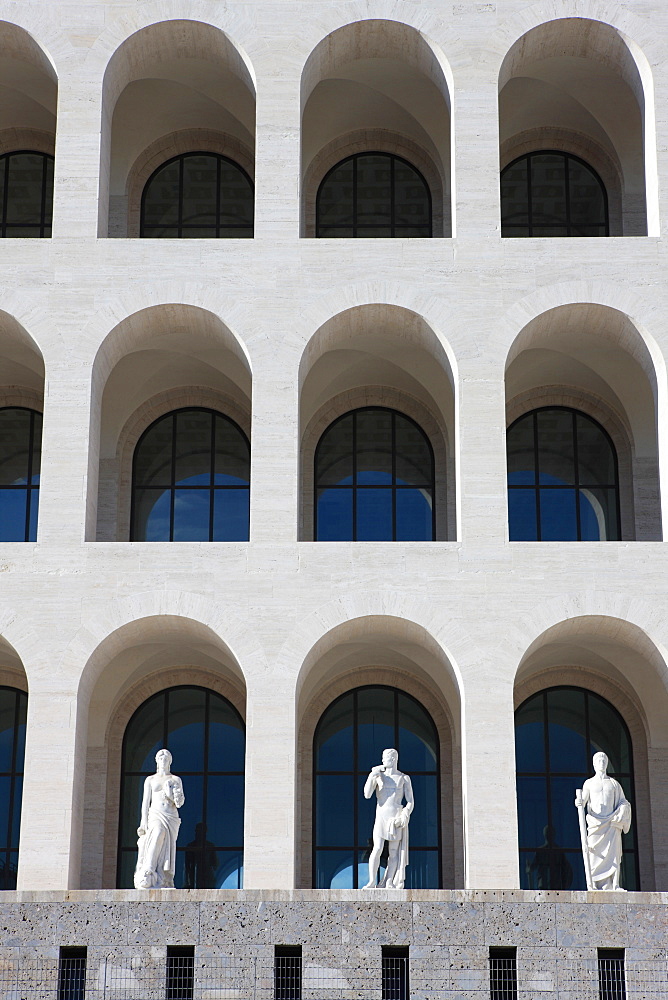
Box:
(501, 151, 609, 237)
(0, 151, 53, 238)
(314, 407, 435, 541)
(507, 407, 620, 541)
(140, 152, 254, 238)
(118, 685, 245, 888)
(131, 407, 250, 542)
(0, 686, 27, 889)
(0, 407, 42, 541)
(316, 153, 432, 238)
(313, 685, 440, 889)
(515, 686, 638, 890)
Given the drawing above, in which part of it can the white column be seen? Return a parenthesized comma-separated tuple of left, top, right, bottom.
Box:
(51, 73, 104, 239)
(253, 61, 301, 240)
(452, 74, 500, 238)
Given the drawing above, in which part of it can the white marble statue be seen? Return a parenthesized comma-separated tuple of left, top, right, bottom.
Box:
(134, 748, 185, 889)
(574, 751, 632, 891)
(363, 748, 414, 889)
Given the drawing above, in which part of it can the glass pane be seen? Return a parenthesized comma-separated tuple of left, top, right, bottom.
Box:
(214, 850, 244, 889)
(507, 414, 536, 485)
(579, 488, 617, 541)
(133, 487, 171, 541)
(0, 775, 10, 845)
(143, 160, 180, 229)
(0, 489, 28, 541)
(316, 849, 354, 889)
(173, 489, 211, 540)
(14, 693, 25, 771)
(213, 488, 249, 541)
(124, 693, 165, 772)
(316, 415, 353, 487)
(516, 775, 548, 848)
(214, 417, 249, 485)
(355, 410, 393, 485)
(393, 161, 430, 229)
(174, 410, 213, 485)
(317, 163, 354, 232)
(181, 227, 217, 238)
(27, 489, 38, 542)
(316, 775, 354, 845)
(176, 773, 203, 853)
(501, 158, 529, 231)
(117, 850, 136, 890)
(508, 488, 537, 541)
(181, 155, 218, 227)
(515, 694, 546, 772)
(119, 774, 145, 849)
(316, 692, 354, 772)
(0, 158, 5, 220)
(167, 688, 206, 772)
(405, 850, 439, 889)
(208, 697, 245, 773)
(357, 687, 394, 770)
(356, 781, 377, 847)
(0, 409, 32, 485)
(5, 153, 45, 224)
(206, 775, 244, 846)
(219, 163, 254, 227)
(546, 688, 588, 774)
(568, 158, 606, 228)
(44, 157, 53, 224)
(550, 776, 583, 850)
(536, 409, 575, 485)
(530, 154, 567, 229)
(397, 693, 437, 771)
(356, 488, 392, 540)
(587, 695, 630, 774)
(395, 488, 432, 541)
(539, 488, 577, 541)
(316, 488, 353, 541)
(523, 841, 575, 890)
(407, 774, 438, 847)
(134, 414, 174, 487)
(576, 414, 615, 485)
(30, 413, 42, 483)
(0, 849, 18, 889)
(356, 155, 391, 226)
(620, 851, 637, 891)
(395, 415, 431, 485)
(142, 226, 178, 239)
(0, 690, 18, 773)
(9, 775, 21, 846)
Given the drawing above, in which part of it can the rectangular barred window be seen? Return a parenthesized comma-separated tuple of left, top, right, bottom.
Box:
(598, 949, 626, 1000)
(382, 946, 409, 1000)
(489, 947, 517, 1000)
(58, 947, 87, 1000)
(274, 946, 302, 1000)
(166, 946, 194, 1000)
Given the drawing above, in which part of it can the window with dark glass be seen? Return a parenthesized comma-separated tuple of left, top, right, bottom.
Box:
(166, 947, 194, 1000)
(117, 686, 245, 888)
(515, 686, 638, 890)
(382, 947, 409, 1000)
(131, 407, 250, 542)
(274, 947, 302, 1000)
(598, 949, 626, 1000)
(314, 407, 435, 541)
(316, 153, 432, 238)
(507, 407, 620, 541)
(141, 152, 254, 238)
(0, 407, 41, 542)
(314, 685, 441, 889)
(501, 151, 608, 237)
(58, 949, 87, 1000)
(0, 151, 53, 238)
(0, 686, 26, 889)
(489, 948, 517, 1000)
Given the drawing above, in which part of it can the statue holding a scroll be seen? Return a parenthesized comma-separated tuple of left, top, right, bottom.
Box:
(134, 748, 185, 889)
(363, 748, 414, 889)
(574, 751, 631, 891)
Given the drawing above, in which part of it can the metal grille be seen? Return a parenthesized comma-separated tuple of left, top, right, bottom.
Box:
(58, 950, 87, 1000)
(599, 952, 627, 1000)
(166, 949, 194, 1000)
(274, 948, 301, 1000)
(489, 950, 517, 1000)
(382, 948, 409, 1000)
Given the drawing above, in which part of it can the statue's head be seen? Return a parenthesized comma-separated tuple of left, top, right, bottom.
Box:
(593, 751, 608, 773)
(382, 748, 399, 768)
(155, 748, 172, 770)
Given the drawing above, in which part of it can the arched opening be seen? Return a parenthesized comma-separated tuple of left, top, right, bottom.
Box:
(505, 303, 661, 540)
(301, 20, 452, 237)
(507, 406, 620, 541)
(299, 305, 456, 540)
(92, 304, 252, 541)
(130, 407, 250, 542)
(118, 684, 244, 889)
(100, 20, 256, 237)
(314, 406, 435, 541)
(296, 615, 462, 889)
(516, 685, 637, 889)
(79, 614, 246, 889)
(313, 684, 440, 889)
(499, 18, 653, 236)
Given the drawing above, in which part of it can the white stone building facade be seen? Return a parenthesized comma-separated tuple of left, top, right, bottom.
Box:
(0, 0, 667, 993)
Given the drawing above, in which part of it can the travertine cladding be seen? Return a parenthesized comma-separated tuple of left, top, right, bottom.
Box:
(0, 893, 666, 997)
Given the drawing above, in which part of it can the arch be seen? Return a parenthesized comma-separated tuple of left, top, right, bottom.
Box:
(498, 16, 656, 235)
(91, 304, 252, 541)
(100, 19, 256, 237)
(0, 21, 57, 157)
(300, 19, 453, 237)
(513, 614, 668, 890)
(78, 612, 247, 888)
(505, 302, 661, 540)
(299, 304, 456, 540)
(295, 614, 463, 890)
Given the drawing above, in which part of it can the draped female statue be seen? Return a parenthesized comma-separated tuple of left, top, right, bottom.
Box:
(134, 748, 185, 889)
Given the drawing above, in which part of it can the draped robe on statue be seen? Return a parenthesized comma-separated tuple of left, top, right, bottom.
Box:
(585, 777, 632, 886)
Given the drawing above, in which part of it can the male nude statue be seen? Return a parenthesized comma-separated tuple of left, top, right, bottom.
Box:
(363, 748, 414, 889)
(574, 751, 631, 891)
